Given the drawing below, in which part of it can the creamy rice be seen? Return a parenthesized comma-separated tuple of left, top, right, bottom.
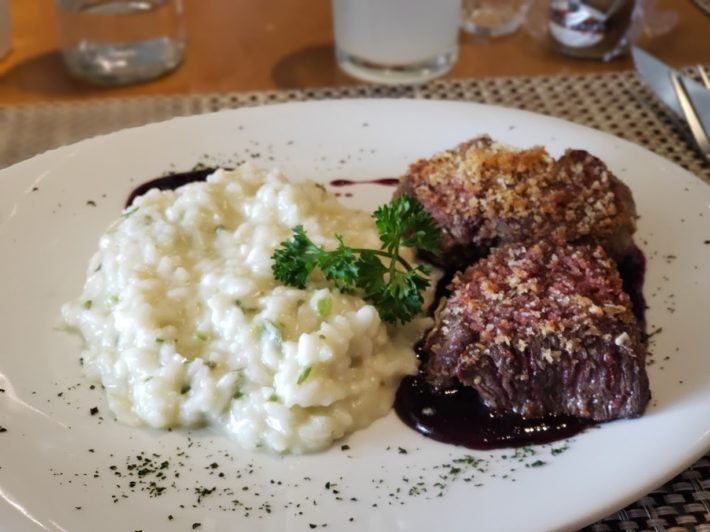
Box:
(61, 165, 428, 453)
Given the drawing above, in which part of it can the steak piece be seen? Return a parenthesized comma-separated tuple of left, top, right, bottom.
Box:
(397, 136, 636, 266)
(424, 240, 650, 421)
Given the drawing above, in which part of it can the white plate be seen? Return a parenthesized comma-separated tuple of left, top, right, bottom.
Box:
(1, 100, 708, 532)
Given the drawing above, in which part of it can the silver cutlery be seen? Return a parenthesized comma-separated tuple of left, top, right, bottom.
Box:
(631, 46, 710, 163)
(670, 71, 710, 161)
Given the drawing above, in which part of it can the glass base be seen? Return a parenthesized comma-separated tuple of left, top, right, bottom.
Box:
(461, 5, 529, 37)
(61, 37, 184, 86)
(461, 19, 522, 37)
(335, 47, 458, 85)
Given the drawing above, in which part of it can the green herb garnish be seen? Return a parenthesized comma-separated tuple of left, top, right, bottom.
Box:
(316, 295, 332, 318)
(527, 460, 547, 468)
(271, 195, 439, 324)
(297, 365, 312, 385)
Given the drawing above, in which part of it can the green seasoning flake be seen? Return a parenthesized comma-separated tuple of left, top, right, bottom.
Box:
(268, 393, 278, 402)
(122, 206, 139, 219)
(297, 365, 312, 385)
(263, 320, 283, 344)
(195, 331, 208, 342)
(551, 445, 569, 456)
(316, 296, 332, 318)
(82, 300, 93, 310)
(527, 460, 547, 468)
(108, 294, 119, 305)
(181, 384, 191, 394)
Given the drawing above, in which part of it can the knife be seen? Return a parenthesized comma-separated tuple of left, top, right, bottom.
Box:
(631, 46, 710, 142)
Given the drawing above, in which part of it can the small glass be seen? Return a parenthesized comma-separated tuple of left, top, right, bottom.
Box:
(55, 0, 186, 86)
(462, 0, 532, 37)
(332, 0, 461, 85)
(548, 0, 637, 61)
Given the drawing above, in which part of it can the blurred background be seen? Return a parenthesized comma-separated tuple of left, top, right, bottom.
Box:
(0, 0, 707, 104)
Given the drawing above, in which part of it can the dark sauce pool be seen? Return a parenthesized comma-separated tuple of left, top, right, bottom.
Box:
(394, 245, 647, 450)
(329, 177, 399, 187)
(125, 167, 219, 207)
(395, 372, 593, 450)
(127, 169, 647, 451)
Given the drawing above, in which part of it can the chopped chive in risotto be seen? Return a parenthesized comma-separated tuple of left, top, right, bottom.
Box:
(61, 165, 430, 453)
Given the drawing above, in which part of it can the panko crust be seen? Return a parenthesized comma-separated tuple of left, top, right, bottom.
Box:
(397, 136, 636, 266)
(424, 240, 650, 421)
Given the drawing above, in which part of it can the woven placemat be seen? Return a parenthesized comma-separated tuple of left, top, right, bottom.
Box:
(1, 69, 709, 183)
(0, 71, 708, 531)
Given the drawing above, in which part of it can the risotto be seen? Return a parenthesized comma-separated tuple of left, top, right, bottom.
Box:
(61, 165, 428, 453)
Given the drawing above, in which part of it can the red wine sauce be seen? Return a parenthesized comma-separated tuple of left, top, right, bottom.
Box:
(125, 168, 218, 207)
(126, 170, 397, 208)
(395, 374, 593, 450)
(329, 177, 399, 187)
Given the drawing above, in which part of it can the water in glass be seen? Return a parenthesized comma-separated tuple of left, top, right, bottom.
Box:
(332, 0, 461, 84)
(56, 0, 185, 85)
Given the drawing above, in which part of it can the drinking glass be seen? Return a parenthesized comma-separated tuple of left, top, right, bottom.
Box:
(462, 0, 532, 37)
(332, 0, 461, 85)
(55, 0, 186, 86)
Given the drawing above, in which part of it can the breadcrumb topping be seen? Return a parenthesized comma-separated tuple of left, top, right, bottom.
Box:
(444, 241, 640, 360)
(398, 136, 636, 262)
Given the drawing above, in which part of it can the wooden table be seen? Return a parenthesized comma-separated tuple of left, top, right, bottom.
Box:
(0, 0, 708, 105)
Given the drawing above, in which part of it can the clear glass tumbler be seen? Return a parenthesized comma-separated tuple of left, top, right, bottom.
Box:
(55, 0, 186, 86)
(462, 0, 532, 37)
(332, 0, 461, 85)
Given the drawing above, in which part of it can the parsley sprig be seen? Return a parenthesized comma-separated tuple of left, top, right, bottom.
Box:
(271, 195, 440, 324)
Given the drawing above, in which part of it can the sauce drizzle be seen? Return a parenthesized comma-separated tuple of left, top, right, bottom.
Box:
(126, 171, 399, 208)
(329, 177, 400, 187)
(125, 168, 218, 208)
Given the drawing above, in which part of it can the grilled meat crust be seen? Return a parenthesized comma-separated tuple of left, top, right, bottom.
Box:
(424, 240, 650, 421)
(397, 136, 636, 266)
